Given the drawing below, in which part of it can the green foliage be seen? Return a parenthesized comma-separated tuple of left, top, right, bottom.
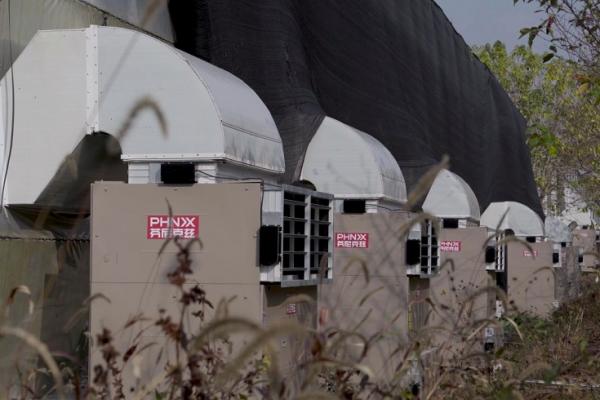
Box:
(512, 1, 600, 214)
(503, 313, 553, 343)
(513, 0, 600, 104)
(474, 42, 600, 215)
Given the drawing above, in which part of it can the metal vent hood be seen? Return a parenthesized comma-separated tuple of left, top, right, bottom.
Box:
(0, 26, 284, 207)
(422, 169, 480, 221)
(300, 116, 407, 204)
(481, 201, 545, 237)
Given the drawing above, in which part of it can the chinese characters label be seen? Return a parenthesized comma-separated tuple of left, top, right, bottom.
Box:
(440, 240, 461, 252)
(335, 233, 369, 248)
(523, 250, 539, 257)
(147, 215, 200, 240)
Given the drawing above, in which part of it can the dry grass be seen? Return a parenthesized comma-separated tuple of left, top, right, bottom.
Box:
(434, 275, 600, 400)
(2, 243, 600, 399)
(500, 276, 600, 399)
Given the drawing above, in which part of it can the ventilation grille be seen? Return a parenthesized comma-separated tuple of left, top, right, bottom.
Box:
(260, 185, 333, 285)
(283, 191, 308, 277)
(310, 196, 332, 277)
(420, 220, 439, 276)
(495, 233, 507, 272)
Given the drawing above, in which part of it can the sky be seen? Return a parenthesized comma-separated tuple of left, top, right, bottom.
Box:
(435, 0, 546, 52)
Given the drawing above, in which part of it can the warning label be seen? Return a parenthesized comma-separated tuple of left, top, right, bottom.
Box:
(335, 233, 369, 248)
(147, 215, 200, 240)
(523, 250, 539, 257)
(440, 240, 461, 252)
(286, 303, 297, 315)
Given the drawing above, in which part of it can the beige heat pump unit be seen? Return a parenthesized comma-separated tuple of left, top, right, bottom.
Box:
(545, 217, 582, 305)
(91, 181, 333, 386)
(422, 169, 499, 355)
(572, 226, 599, 272)
(84, 26, 336, 387)
(481, 202, 555, 317)
(300, 116, 436, 381)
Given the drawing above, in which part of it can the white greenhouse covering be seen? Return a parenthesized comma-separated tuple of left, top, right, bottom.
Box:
(300, 116, 407, 203)
(422, 169, 480, 221)
(0, 0, 172, 78)
(545, 216, 573, 243)
(82, 0, 173, 40)
(0, 26, 284, 206)
(560, 210, 597, 229)
(481, 201, 545, 237)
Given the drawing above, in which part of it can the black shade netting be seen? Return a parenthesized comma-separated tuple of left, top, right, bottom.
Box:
(168, 0, 543, 217)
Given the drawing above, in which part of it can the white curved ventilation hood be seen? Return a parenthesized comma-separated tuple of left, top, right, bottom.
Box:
(481, 201, 545, 237)
(300, 116, 407, 205)
(0, 26, 284, 206)
(422, 169, 480, 221)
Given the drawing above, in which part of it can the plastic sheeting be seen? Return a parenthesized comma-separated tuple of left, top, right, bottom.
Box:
(0, 208, 89, 240)
(0, 0, 135, 78)
(81, 0, 173, 41)
(545, 216, 573, 243)
(0, 236, 59, 389)
(0, 208, 89, 388)
(560, 210, 598, 228)
(0, 0, 174, 79)
(168, 0, 543, 217)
